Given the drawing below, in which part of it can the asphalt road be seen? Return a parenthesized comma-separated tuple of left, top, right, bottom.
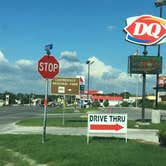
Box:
(0, 106, 43, 125)
(0, 105, 165, 143)
(0, 106, 166, 126)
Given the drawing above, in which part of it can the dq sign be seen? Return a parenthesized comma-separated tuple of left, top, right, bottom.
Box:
(124, 15, 166, 45)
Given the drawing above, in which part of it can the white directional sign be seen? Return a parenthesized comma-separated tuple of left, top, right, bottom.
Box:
(88, 114, 127, 133)
(87, 113, 127, 143)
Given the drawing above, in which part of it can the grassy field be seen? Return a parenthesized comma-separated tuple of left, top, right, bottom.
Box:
(0, 134, 166, 166)
(17, 117, 88, 127)
(48, 107, 99, 114)
(16, 116, 166, 130)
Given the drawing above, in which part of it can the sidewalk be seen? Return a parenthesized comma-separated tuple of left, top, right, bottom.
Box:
(0, 123, 159, 144)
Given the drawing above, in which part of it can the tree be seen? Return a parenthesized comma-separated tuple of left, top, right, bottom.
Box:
(92, 100, 100, 108)
(103, 100, 109, 107)
(120, 92, 132, 99)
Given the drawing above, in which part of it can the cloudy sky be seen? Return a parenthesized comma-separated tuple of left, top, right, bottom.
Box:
(0, 0, 164, 95)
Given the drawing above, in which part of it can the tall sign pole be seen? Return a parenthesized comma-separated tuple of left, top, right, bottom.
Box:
(42, 45, 51, 144)
(38, 44, 59, 143)
(124, 15, 164, 121)
(142, 46, 148, 121)
(43, 78, 48, 143)
(154, 0, 166, 109)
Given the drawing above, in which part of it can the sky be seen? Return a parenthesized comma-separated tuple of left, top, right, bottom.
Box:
(0, 0, 165, 95)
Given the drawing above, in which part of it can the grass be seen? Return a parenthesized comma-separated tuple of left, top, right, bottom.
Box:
(17, 117, 88, 127)
(16, 116, 166, 130)
(127, 120, 166, 130)
(48, 106, 100, 114)
(0, 146, 30, 166)
(0, 134, 166, 166)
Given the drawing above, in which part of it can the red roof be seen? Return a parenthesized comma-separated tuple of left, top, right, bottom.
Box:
(92, 96, 123, 101)
(84, 90, 103, 95)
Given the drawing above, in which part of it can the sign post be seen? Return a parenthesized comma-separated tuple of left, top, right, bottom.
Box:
(43, 78, 48, 143)
(124, 15, 165, 121)
(38, 44, 59, 143)
(51, 77, 80, 125)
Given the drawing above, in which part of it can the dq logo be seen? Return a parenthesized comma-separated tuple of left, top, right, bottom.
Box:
(124, 15, 166, 45)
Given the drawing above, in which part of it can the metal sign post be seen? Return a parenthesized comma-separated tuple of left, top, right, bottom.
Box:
(42, 45, 52, 144)
(42, 78, 48, 143)
(38, 44, 59, 143)
(62, 95, 65, 125)
(142, 46, 147, 122)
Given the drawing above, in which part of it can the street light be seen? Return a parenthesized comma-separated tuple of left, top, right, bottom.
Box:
(154, 0, 166, 108)
(86, 57, 95, 100)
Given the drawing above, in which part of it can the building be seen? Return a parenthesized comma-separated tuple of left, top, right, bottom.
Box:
(91, 95, 123, 106)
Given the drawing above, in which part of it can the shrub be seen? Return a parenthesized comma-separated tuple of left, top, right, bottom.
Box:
(158, 102, 166, 110)
(92, 100, 100, 108)
(158, 130, 166, 147)
(121, 101, 130, 107)
(103, 100, 109, 107)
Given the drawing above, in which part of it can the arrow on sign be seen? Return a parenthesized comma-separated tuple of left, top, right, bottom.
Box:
(90, 124, 124, 131)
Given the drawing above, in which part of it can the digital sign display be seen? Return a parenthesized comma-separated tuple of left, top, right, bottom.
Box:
(128, 56, 162, 74)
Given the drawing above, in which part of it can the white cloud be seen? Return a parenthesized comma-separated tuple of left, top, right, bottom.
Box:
(16, 59, 34, 67)
(106, 25, 115, 31)
(60, 51, 79, 62)
(0, 50, 157, 94)
(0, 50, 8, 63)
(84, 56, 113, 78)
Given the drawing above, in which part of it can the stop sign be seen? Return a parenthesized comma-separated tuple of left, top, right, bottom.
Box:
(38, 55, 59, 79)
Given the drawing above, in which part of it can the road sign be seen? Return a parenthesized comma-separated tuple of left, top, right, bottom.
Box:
(87, 113, 127, 143)
(38, 55, 59, 79)
(51, 77, 80, 95)
(88, 113, 127, 133)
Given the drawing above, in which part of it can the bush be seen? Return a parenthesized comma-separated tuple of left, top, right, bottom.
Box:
(121, 101, 130, 107)
(92, 100, 100, 108)
(158, 130, 166, 147)
(158, 102, 166, 110)
(103, 100, 109, 107)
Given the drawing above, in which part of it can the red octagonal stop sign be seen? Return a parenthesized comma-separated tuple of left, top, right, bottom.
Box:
(38, 55, 59, 79)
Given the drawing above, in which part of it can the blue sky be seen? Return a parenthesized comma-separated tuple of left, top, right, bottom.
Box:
(0, 0, 166, 94)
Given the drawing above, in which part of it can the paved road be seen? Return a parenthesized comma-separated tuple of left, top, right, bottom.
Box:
(0, 106, 166, 126)
(0, 106, 45, 126)
(0, 106, 165, 144)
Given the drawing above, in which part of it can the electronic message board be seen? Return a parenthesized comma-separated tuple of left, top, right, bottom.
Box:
(128, 56, 162, 74)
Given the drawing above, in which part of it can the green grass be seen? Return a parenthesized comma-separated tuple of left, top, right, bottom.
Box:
(0, 146, 30, 166)
(0, 135, 166, 166)
(16, 116, 166, 130)
(127, 120, 166, 130)
(48, 107, 100, 114)
(16, 117, 88, 127)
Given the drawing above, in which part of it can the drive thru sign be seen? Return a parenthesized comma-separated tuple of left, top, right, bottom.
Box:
(38, 55, 59, 79)
(87, 113, 127, 143)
